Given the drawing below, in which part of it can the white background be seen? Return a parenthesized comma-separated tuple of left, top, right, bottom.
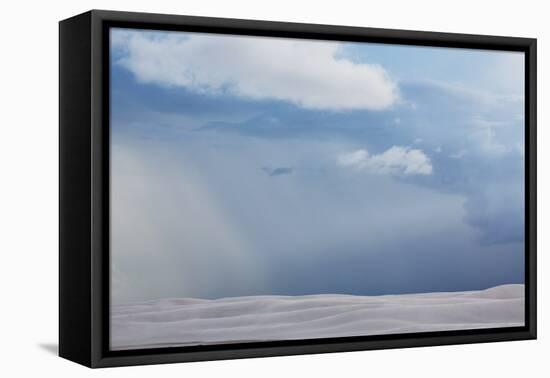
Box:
(0, 0, 546, 376)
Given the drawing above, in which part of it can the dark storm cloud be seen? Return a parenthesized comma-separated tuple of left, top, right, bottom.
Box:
(262, 167, 294, 177)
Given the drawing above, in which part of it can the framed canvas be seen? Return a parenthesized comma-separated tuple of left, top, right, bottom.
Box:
(59, 10, 537, 368)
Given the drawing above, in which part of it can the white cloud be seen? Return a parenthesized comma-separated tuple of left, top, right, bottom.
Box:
(111, 29, 399, 111)
(338, 146, 433, 175)
(468, 118, 508, 156)
(449, 149, 467, 159)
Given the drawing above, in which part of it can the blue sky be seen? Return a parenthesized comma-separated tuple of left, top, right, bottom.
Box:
(109, 28, 525, 304)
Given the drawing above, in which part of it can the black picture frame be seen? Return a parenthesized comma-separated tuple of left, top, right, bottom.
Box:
(59, 9, 537, 368)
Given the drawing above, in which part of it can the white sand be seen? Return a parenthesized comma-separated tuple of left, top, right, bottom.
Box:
(110, 284, 524, 350)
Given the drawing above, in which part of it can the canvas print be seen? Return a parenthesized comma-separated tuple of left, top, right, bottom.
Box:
(109, 28, 525, 351)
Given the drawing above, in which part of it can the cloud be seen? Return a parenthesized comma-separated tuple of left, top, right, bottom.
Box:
(111, 143, 265, 303)
(111, 29, 398, 111)
(338, 146, 433, 175)
(468, 117, 509, 156)
(262, 166, 294, 177)
(463, 181, 525, 245)
(449, 149, 467, 159)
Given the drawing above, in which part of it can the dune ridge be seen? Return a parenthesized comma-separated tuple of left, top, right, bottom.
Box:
(111, 284, 524, 350)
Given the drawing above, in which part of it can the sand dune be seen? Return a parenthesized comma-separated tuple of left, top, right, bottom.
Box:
(110, 284, 524, 350)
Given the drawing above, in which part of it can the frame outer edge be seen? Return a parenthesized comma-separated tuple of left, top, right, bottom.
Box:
(59, 11, 94, 367)
(528, 38, 537, 339)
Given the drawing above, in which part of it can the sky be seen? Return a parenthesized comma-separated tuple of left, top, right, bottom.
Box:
(109, 28, 525, 304)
